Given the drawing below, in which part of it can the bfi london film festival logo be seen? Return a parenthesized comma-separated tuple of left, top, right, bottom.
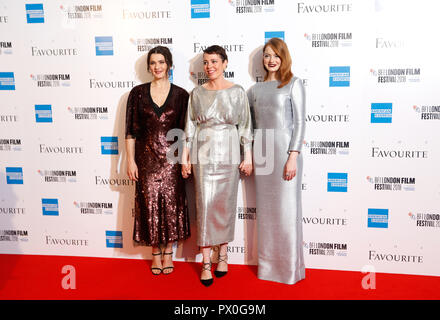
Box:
(30, 73, 71, 87)
(367, 208, 388, 228)
(6, 167, 23, 184)
(303, 140, 349, 156)
(413, 105, 440, 120)
(230, 0, 276, 14)
(26, 3, 44, 23)
(95, 36, 113, 56)
(35, 104, 52, 122)
(129, 37, 172, 53)
(100, 137, 118, 155)
(329, 66, 350, 87)
(60, 3, 103, 19)
(0, 72, 15, 90)
(106, 230, 123, 248)
(408, 212, 440, 228)
(38, 170, 77, 183)
(0, 230, 29, 242)
(42, 198, 60, 216)
(304, 32, 352, 48)
(191, 0, 210, 19)
(370, 67, 421, 83)
(0, 41, 13, 55)
(0, 139, 22, 151)
(327, 172, 348, 192)
(74, 201, 113, 215)
(366, 176, 415, 191)
(304, 241, 348, 256)
(371, 103, 392, 123)
(191, 70, 235, 86)
(68, 106, 109, 120)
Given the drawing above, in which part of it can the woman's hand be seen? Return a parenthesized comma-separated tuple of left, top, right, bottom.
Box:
(239, 151, 253, 176)
(283, 151, 298, 181)
(181, 147, 192, 179)
(127, 159, 138, 182)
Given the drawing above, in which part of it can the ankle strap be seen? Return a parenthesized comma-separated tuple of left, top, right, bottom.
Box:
(218, 254, 228, 263)
(202, 262, 212, 271)
(163, 251, 173, 255)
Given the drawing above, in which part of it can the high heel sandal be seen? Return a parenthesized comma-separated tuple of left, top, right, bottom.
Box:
(162, 251, 174, 275)
(200, 261, 213, 287)
(151, 250, 162, 275)
(214, 254, 228, 278)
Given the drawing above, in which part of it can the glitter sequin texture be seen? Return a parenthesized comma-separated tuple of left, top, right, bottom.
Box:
(126, 82, 190, 246)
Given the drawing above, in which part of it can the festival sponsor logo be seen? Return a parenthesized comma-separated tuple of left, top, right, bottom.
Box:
(68, 106, 109, 120)
(89, 78, 137, 89)
(6, 167, 23, 184)
(31, 46, 78, 57)
(304, 241, 348, 256)
(303, 140, 349, 155)
(408, 212, 440, 228)
(0, 41, 13, 55)
(190, 70, 235, 85)
(39, 143, 84, 155)
(25, 3, 44, 23)
(0, 229, 29, 242)
(42, 198, 59, 216)
(0, 72, 15, 90)
(95, 175, 135, 187)
(413, 104, 440, 120)
(38, 170, 77, 183)
(231, 0, 276, 14)
(0, 138, 22, 151)
(129, 37, 172, 52)
(106, 230, 123, 248)
(367, 176, 415, 191)
(100, 136, 118, 155)
(265, 31, 284, 42)
(371, 103, 392, 123)
(30, 73, 71, 88)
(303, 216, 348, 226)
(0, 207, 25, 215)
(95, 36, 113, 56)
(237, 207, 256, 220)
(74, 201, 113, 215)
(60, 3, 103, 19)
(35, 104, 52, 123)
(376, 37, 405, 49)
(329, 66, 350, 87)
(370, 67, 421, 83)
(304, 32, 352, 48)
(193, 42, 244, 53)
(305, 113, 350, 123)
(368, 208, 388, 228)
(327, 172, 348, 192)
(191, 0, 210, 19)
(371, 147, 428, 159)
(45, 234, 89, 246)
(368, 249, 423, 264)
(297, 2, 352, 14)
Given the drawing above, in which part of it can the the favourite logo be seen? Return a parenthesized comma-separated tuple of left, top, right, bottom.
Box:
(329, 66, 350, 87)
(368, 208, 388, 228)
(371, 103, 392, 123)
(6, 167, 23, 184)
(191, 0, 210, 19)
(35, 104, 53, 123)
(327, 172, 348, 192)
(95, 36, 113, 56)
(26, 3, 44, 23)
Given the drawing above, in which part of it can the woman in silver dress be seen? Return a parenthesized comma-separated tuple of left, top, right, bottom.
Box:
(182, 45, 253, 286)
(248, 38, 306, 284)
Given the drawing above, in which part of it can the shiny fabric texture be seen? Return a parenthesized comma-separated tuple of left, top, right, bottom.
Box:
(125, 82, 191, 246)
(248, 77, 306, 284)
(184, 85, 253, 246)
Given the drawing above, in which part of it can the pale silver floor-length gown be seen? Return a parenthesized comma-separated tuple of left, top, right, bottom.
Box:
(184, 84, 252, 247)
(248, 77, 306, 284)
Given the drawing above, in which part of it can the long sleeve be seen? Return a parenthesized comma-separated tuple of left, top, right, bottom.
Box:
(125, 86, 140, 139)
(288, 78, 306, 152)
(184, 90, 196, 149)
(238, 88, 253, 152)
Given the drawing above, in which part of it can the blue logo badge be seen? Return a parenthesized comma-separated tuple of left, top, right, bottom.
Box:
(101, 136, 118, 155)
(265, 31, 285, 43)
(106, 230, 123, 248)
(191, 0, 210, 19)
(6, 167, 23, 184)
(168, 69, 173, 83)
(26, 3, 44, 23)
(35, 104, 53, 123)
(371, 103, 392, 123)
(329, 66, 350, 87)
(0, 72, 15, 90)
(42, 198, 59, 216)
(95, 36, 113, 56)
(327, 172, 348, 192)
(368, 208, 389, 228)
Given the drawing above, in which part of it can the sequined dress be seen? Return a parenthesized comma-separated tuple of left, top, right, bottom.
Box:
(184, 84, 253, 247)
(125, 82, 190, 246)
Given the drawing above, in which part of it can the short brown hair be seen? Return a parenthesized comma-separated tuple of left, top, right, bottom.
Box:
(203, 45, 228, 62)
(147, 46, 173, 72)
(263, 38, 293, 88)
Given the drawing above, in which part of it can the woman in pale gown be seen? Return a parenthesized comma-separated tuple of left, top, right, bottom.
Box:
(248, 38, 306, 284)
(182, 45, 253, 286)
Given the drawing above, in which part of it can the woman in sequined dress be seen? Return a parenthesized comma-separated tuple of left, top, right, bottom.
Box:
(181, 45, 253, 286)
(125, 46, 190, 275)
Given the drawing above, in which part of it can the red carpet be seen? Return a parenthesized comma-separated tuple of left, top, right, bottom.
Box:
(0, 254, 439, 300)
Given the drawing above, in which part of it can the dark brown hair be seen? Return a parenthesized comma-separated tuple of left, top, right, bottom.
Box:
(263, 38, 293, 88)
(203, 45, 228, 62)
(147, 46, 173, 72)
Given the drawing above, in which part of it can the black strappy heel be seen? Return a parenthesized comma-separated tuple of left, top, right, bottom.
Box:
(214, 254, 228, 278)
(162, 251, 174, 275)
(151, 250, 162, 275)
(200, 261, 213, 287)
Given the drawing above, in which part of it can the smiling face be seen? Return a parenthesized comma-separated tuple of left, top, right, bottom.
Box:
(148, 53, 168, 80)
(203, 53, 227, 81)
(263, 45, 282, 74)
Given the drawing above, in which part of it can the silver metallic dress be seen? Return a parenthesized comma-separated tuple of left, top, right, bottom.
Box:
(248, 77, 306, 284)
(184, 84, 252, 247)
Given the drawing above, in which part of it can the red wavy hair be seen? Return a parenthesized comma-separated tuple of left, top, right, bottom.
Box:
(263, 38, 293, 88)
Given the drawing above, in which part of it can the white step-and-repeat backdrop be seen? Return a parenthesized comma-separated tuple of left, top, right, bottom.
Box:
(1, 0, 439, 277)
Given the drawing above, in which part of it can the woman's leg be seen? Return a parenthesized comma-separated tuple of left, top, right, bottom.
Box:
(151, 245, 162, 275)
(162, 242, 174, 275)
(216, 243, 228, 273)
(201, 246, 212, 280)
